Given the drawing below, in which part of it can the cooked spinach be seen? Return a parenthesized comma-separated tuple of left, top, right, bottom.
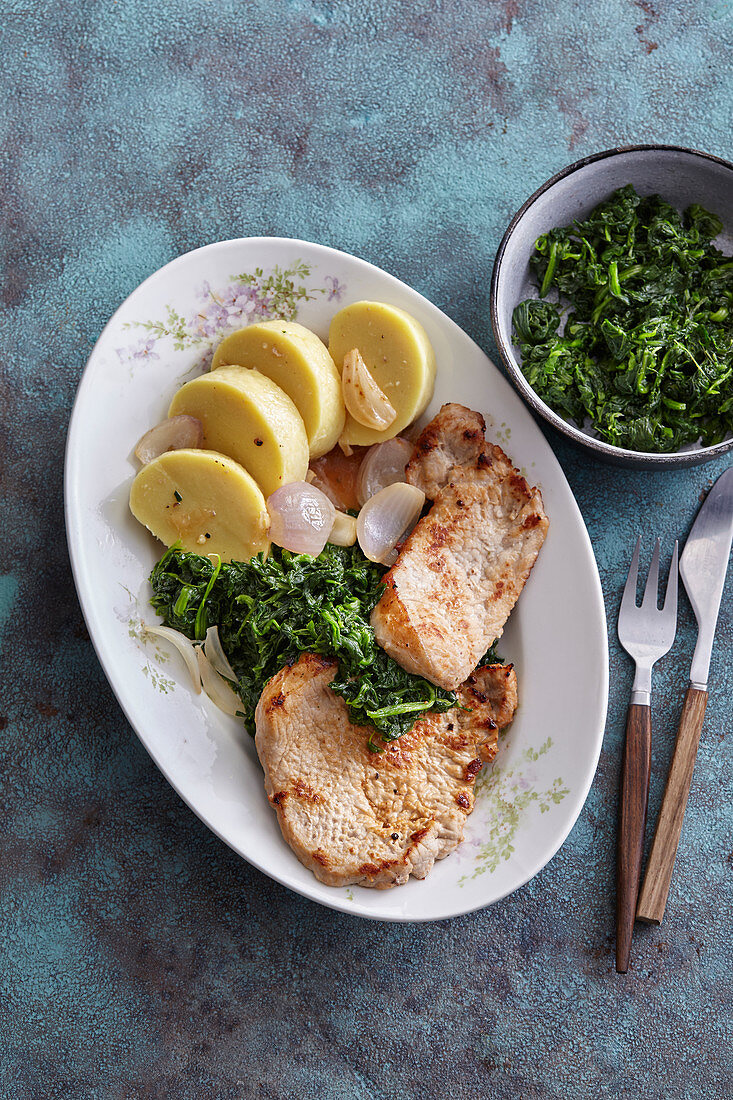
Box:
(513, 184, 733, 452)
(150, 543, 462, 747)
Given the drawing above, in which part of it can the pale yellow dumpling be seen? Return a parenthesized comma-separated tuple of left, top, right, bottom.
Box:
(328, 301, 437, 446)
(129, 449, 270, 563)
(212, 321, 345, 458)
(168, 366, 309, 497)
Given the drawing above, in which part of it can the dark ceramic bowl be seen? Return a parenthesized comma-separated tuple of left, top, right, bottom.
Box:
(490, 145, 733, 469)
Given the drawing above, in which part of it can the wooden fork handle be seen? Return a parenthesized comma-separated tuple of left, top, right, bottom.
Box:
(616, 702, 651, 973)
(636, 685, 708, 925)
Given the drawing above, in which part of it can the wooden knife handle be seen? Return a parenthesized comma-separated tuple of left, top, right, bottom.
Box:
(616, 702, 652, 973)
(636, 685, 709, 925)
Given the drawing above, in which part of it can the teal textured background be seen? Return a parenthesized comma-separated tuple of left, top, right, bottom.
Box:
(1, 1, 732, 1097)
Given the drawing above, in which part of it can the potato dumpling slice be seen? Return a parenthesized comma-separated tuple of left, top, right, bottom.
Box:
(129, 449, 270, 563)
(211, 321, 345, 458)
(328, 301, 437, 446)
(168, 366, 309, 498)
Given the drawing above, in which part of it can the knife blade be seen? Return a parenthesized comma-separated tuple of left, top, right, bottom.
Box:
(681, 465, 733, 688)
(636, 464, 732, 925)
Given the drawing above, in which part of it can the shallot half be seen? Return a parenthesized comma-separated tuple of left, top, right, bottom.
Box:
(356, 482, 425, 566)
(341, 348, 397, 430)
(134, 415, 204, 464)
(357, 437, 414, 506)
(267, 481, 336, 557)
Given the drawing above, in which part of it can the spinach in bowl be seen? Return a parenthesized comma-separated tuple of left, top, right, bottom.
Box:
(512, 184, 733, 453)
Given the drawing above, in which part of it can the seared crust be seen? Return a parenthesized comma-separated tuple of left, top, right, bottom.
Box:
(255, 654, 517, 889)
(463, 662, 518, 757)
(405, 403, 490, 498)
(371, 403, 548, 691)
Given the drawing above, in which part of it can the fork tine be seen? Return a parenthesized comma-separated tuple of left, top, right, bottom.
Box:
(662, 540, 679, 614)
(620, 535, 642, 614)
(641, 537, 661, 610)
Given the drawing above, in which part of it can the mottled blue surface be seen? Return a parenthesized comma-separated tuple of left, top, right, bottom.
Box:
(1, 1, 732, 1097)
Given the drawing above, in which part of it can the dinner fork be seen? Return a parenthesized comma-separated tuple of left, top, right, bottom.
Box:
(616, 536, 678, 974)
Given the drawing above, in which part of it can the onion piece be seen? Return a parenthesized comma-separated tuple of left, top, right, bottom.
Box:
(134, 415, 204, 464)
(357, 437, 414, 506)
(328, 510, 358, 546)
(204, 625, 237, 682)
(357, 482, 425, 566)
(143, 624, 201, 694)
(267, 481, 336, 557)
(196, 646, 242, 716)
(341, 348, 397, 430)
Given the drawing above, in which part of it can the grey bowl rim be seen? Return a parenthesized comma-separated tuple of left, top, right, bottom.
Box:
(489, 142, 733, 467)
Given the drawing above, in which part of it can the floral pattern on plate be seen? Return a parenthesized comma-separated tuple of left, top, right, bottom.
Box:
(117, 261, 345, 366)
(459, 738, 570, 881)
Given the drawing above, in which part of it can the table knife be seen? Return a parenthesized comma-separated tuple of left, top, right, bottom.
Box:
(637, 465, 733, 924)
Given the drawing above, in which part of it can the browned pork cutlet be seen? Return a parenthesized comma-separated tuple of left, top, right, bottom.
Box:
(371, 403, 548, 691)
(255, 653, 518, 889)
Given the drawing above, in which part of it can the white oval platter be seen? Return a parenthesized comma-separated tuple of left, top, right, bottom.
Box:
(65, 237, 608, 921)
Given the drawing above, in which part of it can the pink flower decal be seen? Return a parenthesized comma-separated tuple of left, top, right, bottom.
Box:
(118, 261, 345, 367)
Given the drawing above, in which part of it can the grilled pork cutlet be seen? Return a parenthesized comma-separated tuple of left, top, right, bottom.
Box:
(371, 403, 548, 691)
(255, 654, 517, 889)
